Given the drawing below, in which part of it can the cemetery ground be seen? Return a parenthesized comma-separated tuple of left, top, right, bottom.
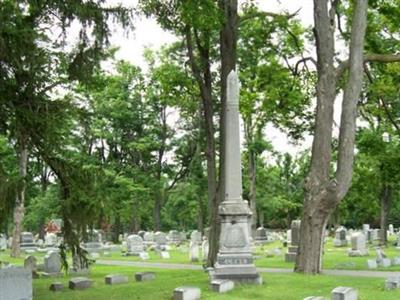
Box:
(3, 237, 400, 299)
(2, 262, 400, 300)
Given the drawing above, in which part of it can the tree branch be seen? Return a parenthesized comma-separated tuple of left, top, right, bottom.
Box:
(336, 53, 400, 80)
(238, 8, 300, 25)
(294, 57, 317, 74)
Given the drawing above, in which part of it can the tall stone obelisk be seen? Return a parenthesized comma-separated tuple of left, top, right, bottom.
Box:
(210, 70, 262, 284)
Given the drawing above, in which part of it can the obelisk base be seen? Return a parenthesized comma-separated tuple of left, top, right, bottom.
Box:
(210, 253, 262, 284)
(209, 201, 262, 285)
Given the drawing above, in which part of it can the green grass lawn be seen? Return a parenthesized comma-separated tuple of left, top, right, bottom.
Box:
(30, 264, 400, 300)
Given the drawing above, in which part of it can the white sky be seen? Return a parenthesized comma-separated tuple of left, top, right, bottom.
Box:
(100, 0, 346, 158)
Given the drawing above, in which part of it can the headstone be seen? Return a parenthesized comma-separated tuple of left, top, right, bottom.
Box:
(331, 286, 358, 300)
(255, 227, 268, 245)
(285, 220, 301, 262)
(173, 286, 201, 300)
(201, 238, 209, 260)
(83, 230, 103, 254)
(68, 277, 93, 290)
(0, 267, 32, 300)
(376, 248, 390, 267)
(190, 230, 202, 245)
(189, 241, 199, 262)
(0, 234, 7, 251)
(392, 257, 400, 265)
(209, 71, 261, 285)
(333, 226, 348, 247)
(154, 232, 167, 250)
(44, 233, 58, 247)
(139, 252, 150, 260)
(167, 230, 181, 245)
(135, 272, 156, 282)
(304, 297, 326, 300)
(348, 233, 368, 257)
(24, 255, 37, 272)
(143, 232, 154, 244)
(210, 279, 234, 293)
(126, 235, 144, 256)
(362, 224, 370, 235)
(138, 231, 145, 239)
(366, 259, 377, 269)
(20, 232, 37, 251)
(44, 251, 61, 275)
(161, 251, 170, 259)
(385, 277, 400, 290)
(388, 224, 394, 235)
(49, 282, 64, 292)
(105, 274, 128, 285)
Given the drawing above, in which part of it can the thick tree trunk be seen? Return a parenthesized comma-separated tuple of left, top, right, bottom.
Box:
(11, 140, 28, 258)
(380, 185, 392, 245)
(248, 141, 257, 234)
(295, 0, 367, 274)
(153, 190, 162, 231)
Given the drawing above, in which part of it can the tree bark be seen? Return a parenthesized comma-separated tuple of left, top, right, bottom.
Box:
(295, 0, 368, 274)
(244, 118, 257, 234)
(11, 138, 28, 258)
(380, 185, 392, 245)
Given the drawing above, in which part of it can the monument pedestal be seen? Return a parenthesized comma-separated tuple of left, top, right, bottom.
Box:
(210, 201, 262, 285)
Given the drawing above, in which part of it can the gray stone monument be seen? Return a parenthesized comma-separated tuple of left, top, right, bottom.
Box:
(20, 232, 37, 251)
(348, 233, 368, 257)
(255, 227, 268, 245)
(285, 220, 301, 262)
(167, 230, 181, 245)
(0, 234, 7, 251)
(331, 286, 358, 300)
(24, 255, 37, 272)
(0, 267, 32, 300)
(154, 231, 167, 250)
(190, 230, 202, 245)
(209, 70, 261, 285)
(189, 241, 199, 262)
(44, 251, 61, 275)
(333, 226, 348, 247)
(126, 235, 144, 256)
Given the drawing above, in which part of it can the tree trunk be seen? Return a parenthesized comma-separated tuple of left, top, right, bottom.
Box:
(295, 0, 368, 274)
(248, 138, 257, 234)
(11, 139, 28, 258)
(380, 185, 392, 245)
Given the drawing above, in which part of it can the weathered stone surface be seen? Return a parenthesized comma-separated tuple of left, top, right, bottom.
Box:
(392, 257, 400, 265)
(385, 277, 400, 290)
(379, 258, 391, 268)
(126, 235, 144, 256)
(334, 226, 348, 247)
(44, 251, 61, 274)
(24, 255, 37, 271)
(135, 272, 156, 282)
(160, 251, 170, 259)
(0, 267, 32, 300)
(211, 71, 261, 285)
(210, 279, 234, 293)
(105, 274, 128, 285)
(49, 282, 64, 292)
(189, 241, 199, 262)
(139, 252, 150, 260)
(68, 277, 93, 290)
(331, 286, 358, 300)
(366, 259, 377, 269)
(348, 233, 368, 257)
(173, 286, 201, 300)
